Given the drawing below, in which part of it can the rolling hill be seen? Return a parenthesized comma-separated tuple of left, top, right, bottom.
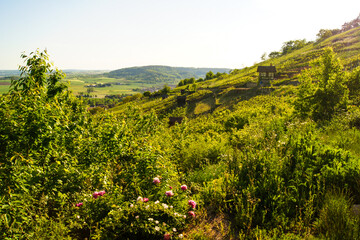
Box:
(111, 23, 360, 117)
(106, 65, 231, 84)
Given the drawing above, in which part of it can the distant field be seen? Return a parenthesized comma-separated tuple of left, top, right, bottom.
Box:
(65, 76, 168, 98)
(0, 76, 170, 97)
(0, 79, 11, 94)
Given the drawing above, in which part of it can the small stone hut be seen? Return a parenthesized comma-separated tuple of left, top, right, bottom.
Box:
(257, 64, 276, 86)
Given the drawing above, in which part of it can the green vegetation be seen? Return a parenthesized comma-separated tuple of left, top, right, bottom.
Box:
(107, 66, 230, 84)
(2, 16, 360, 240)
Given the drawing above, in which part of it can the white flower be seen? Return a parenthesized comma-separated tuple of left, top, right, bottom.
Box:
(183, 215, 187, 219)
(130, 204, 134, 208)
(76, 215, 80, 219)
(135, 215, 139, 219)
(155, 200, 160, 204)
(148, 218, 154, 221)
(137, 196, 143, 202)
(170, 205, 173, 209)
(173, 228, 177, 232)
(145, 205, 150, 209)
(162, 203, 169, 209)
(174, 212, 178, 216)
(155, 220, 159, 224)
(179, 234, 184, 239)
(155, 226, 160, 231)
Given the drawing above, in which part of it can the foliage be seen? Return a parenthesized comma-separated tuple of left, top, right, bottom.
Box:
(281, 39, 308, 55)
(295, 48, 349, 121)
(106, 66, 230, 84)
(316, 191, 360, 240)
(3, 20, 360, 239)
(10, 49, 68, 98)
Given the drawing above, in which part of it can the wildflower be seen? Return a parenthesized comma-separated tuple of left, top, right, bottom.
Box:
(173, 228, 177, 232)
(188, 211, 196, 217)
(169, 186, 173, 189)
(170, 205, 173, 209)
(183, 215, 187, 219)
(174, 212, 178, 216)
(165, 190, 174, 197)
(179, 234, 184, 239)
(76, 202, 83, 207)
(181, 185, 187, 191)
(164, 233, 171, 240)
(143, 198, 149, 202)
(148, 218, 154, 221)
(137, 196, 143, 202)
(130, 204, 134, 208)
(188, 200, 196, 209)
(135, 215, 139, 219)
(155, 220, 159, 224)
(155, 200, 160, 204)
(146, 205, 150, 209)
(98, 190, 106, 196)
(93, 192, 99, 199)
(76, 215, 80, 219)
(162, 203, 169, 209)
(153, 177, 161, 184)
(155, 226, 160, 231)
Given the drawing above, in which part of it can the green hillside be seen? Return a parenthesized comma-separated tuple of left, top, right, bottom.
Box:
(106, 65, 231, 84)
(3, 16, 360, 240)
(111, 24, 360, 116)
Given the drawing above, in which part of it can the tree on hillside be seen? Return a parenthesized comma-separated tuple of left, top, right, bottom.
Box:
(161, 84, 171, 95)
(281, 39, 308, 55)
(295, 48, 349, 121)
(341, 14, 360, 32)
(205, 71, 215, 80)
(268, 51, 281, 59)
(261, 52, 268, 61)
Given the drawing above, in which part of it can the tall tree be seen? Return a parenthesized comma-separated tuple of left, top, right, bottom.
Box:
(295, 48, 348, 121)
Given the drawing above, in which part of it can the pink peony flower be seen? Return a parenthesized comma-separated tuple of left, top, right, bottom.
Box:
(164, 233, 171, 240)
(93, 192, 99, 199)
(188, 211, 196, 217)
(153, 177, 161, 184)
(98, 190, 106, 196)
(181, 185, 187, 191)
(165, 190, 174, 197)
(76, 202, 83, 207)
(143, 198, 149, 202)
(188, 200, 196, 209)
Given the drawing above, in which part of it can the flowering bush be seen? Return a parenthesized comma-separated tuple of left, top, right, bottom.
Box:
(153, 177, 161, 184)
(188, 200, 196, 209)
(69, 177, 196, 239)
(165, 190, 174, 197)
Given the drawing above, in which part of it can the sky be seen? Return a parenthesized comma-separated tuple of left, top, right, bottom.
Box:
(0, 0, 360, 70)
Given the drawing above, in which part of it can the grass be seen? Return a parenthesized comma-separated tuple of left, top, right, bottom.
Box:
(64, 76, 170, 97)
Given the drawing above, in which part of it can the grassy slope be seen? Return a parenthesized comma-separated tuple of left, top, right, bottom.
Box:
(111, 26, 360, 117)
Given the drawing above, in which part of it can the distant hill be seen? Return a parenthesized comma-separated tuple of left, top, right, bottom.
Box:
(0, 70, 20, 77)
(106, 65, 231, 84)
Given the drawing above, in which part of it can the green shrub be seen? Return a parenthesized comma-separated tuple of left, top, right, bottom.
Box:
(316, 191, 359, 240)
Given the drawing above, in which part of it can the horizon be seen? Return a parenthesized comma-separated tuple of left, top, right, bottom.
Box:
(1, 0, 360, 70)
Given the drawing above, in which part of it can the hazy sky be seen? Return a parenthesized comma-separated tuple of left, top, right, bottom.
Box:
(0, 0, 359, 70)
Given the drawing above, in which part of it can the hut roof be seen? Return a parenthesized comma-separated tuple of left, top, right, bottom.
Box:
(257, 66, 276, 72)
